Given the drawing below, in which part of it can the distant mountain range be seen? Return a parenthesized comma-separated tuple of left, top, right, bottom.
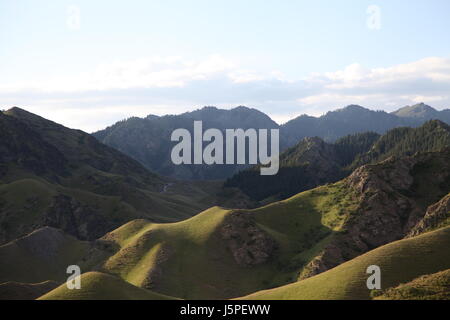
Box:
(94, 106, 278, 180)
(226, 120, 450, 202)
(93, 103, 450, 180)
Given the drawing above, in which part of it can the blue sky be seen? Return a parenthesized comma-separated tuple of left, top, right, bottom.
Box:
(1, 0, 450, 131)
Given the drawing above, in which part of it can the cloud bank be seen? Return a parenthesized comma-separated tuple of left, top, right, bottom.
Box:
(1, 56, 449, 132)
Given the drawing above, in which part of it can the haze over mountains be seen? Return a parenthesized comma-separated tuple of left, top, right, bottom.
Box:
(94, 103, 450, 180)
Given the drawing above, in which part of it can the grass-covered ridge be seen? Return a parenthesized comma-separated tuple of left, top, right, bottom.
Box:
(0, 107, 252, 245)
(95, 180, 358, 299)
(374, 269, 450, 300)
(239, 226, 450, 300)
(38, 272, 176, 300)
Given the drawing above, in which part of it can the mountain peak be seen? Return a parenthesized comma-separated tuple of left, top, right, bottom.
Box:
(201, 106, 219, 111)
(392, 103, 438, 118)
(3, 106, 58, 127)
(4, 106, 32, 116)
(340, 105, 368, 112)
(145, 114, 160, 120)
(232, 105, 251, 111)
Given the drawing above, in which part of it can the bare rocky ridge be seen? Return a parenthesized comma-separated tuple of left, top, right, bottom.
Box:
(407, 193, 450, 237)
(301, 150, 450, 279)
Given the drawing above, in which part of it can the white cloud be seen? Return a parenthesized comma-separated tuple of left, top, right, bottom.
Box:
(1, 56, 450, 131)
(298, 57, 450, 110)
(320, 57, 450, 90)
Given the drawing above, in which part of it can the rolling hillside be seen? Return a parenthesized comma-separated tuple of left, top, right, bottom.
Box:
(0, 111, 449, 300)
(38, 272, 176, 300)
(96, 149, 450, 299)
(1, 149, 448, 300)
(0, 108, 250, 245)
(374, 269, 450, 300)
(239, 226, 450, 300)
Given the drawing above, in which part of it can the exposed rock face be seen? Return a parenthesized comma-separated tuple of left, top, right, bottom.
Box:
(301, 150, 450, 279)
(221, 212, 276, 266)
(44, 194, 109, 241)
(407, 193, 450, 237)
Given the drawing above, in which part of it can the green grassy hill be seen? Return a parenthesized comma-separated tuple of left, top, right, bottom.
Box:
(0, 180, 358, 299)
(2, 149, 444, 300)
(0, 108, 251, 245)
(96, 181, 358, 299)
(38, 272, 176, 300)
(1, 119, 448, 301)
(239, 226, 450, 300)
(374, 269, 450, 300)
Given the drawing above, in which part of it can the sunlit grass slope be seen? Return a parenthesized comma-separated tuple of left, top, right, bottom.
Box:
(38, 272, 176, 300)
(374, 269, 450, 300)
(99, 181, 358, 299)
(239, 226, 450, 300)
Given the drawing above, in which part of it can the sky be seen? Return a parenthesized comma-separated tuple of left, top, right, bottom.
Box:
(1, 0, 450, 132)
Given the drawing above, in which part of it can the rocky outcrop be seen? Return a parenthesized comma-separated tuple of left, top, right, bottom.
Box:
(221, 212, 276, 266)
(301, 150, 450, 279)
(407, 193, 450, 237)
